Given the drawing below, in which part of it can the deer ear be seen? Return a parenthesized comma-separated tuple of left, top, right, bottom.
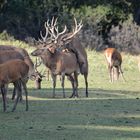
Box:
(48, 47, 55, 54)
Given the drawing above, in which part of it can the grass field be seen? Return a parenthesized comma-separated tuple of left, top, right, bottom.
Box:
(0, 48, 140, 140)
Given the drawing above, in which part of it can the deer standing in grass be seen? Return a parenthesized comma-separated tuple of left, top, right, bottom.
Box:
(0, 45, 37, 79)
(104, 47, 125, 82)
(34, 17, 88, 97)
(0, 45, 42, 100)
(46, 17, 88, 97)
(0, 59, 29, 112)
(31, 18, 83, 98)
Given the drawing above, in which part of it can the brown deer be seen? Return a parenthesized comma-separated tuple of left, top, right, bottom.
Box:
(0, 59, 29, 112)
(0, 45, 42, 98)
(31, 47, 79, 98)
(36, 17, 88, 97)
(0, 50, 25, 100)
(0, 45, 36, 79)
(104, 47, 125, 82)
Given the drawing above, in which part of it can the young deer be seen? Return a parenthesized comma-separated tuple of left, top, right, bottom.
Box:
(104, 47, 125, 82)
(0, 59, 29, 112)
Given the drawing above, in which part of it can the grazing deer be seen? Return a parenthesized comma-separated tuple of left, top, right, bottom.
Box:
(104, 47, 125, 82)
(0, 50, 25, 100)
(0, 45, 42, 99)
(0, 45, 36, 79)
(0, 59, 29, 112)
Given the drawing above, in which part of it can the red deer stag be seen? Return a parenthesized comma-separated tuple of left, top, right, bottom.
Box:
(104, 47, 125, 82)
(45, 17, 88, 97)
(31, 19, 83, 98)
(0, 59, 29, 112)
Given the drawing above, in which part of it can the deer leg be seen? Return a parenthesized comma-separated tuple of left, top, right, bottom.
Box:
(108, 65, 112, 82)
(51, 74, 56, 98)
(119, 66, 126, 82)
(84, 73, 88, 97)
(12, 81, 22, 112)
(67, 75, 75, 98)
(12, 86, 16, 100)
(73, 72, 78, 97)
(21, 80, 28, 111)
(114, 67, 119, 81)
(112, 67, 114, 82)
(1, 85, 7, 112)
(61, 74, 65, 98)
(12, 85, 23, 101)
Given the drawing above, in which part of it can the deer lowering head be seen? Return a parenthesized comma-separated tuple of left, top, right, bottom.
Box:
(104, 47, 125, 82)
(0, 59, 29, 112)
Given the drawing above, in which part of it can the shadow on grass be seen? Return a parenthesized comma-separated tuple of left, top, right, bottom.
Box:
(0, 88, 140, 140)
(19, 87, 140, 100)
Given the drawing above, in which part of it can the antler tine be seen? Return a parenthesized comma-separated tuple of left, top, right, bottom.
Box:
(51, 17, 58, 27)
(46, 19, 50, 27)
(51, 16, 55, 27)
(54, 17, 58, 27)
(39, 22, 49, 42)
(44, 17, 67, 42)
(73, 17, 83, 34)
(45, 17, 58, 40)
(64, 18, 83, 40)
(34, 57, 42, 71)
(38, 38, 44, 44)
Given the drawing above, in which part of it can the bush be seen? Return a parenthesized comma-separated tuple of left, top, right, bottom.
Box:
(108, 18, 140, 54)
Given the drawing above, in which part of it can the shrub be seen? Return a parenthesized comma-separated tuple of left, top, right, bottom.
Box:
(108, 18, 140, 54)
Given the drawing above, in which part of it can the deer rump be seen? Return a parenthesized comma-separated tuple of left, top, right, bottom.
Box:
(64, 38, 88, 75)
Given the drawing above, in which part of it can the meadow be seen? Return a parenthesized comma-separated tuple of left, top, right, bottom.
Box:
(0, 42, 140, 140)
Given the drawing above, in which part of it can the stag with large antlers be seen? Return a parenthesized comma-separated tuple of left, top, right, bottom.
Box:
(31, 18, 83, 97)
(38, 17, 88, 97)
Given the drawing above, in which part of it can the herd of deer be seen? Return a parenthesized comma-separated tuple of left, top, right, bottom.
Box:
(0, 18, 125, 112)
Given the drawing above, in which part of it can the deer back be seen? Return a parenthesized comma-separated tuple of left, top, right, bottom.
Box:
(0, 59, 29, 85)
(0, 50, 24, 64)
(55, 51, 78, 75)
(104, 48, 122, 66)
(0, 45, 36, 78)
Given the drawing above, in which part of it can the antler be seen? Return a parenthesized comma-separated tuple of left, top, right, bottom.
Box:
(34, 57, 42, 71)
(38, 22, 49, 43)
(46, 17, 67, 42)
(63, 18, 83, 41)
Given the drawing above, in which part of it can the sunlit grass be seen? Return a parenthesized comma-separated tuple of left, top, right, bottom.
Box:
(0, 40, 140, 140)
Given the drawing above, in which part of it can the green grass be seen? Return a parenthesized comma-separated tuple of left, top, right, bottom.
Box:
(0, 44, 140, 140)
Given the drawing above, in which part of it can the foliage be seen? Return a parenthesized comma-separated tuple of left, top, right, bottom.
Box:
(0, 0, 133, 40)
(0, 0, 140, 53)
(108, 18, 140, 54)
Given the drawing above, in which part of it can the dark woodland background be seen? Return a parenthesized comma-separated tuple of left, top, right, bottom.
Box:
(0, 0, 140, 53)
